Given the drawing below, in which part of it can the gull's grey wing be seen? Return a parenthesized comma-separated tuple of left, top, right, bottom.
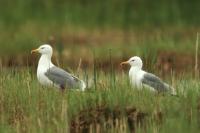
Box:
(45, 66, 81, 89)
(141, 73, 170, 92)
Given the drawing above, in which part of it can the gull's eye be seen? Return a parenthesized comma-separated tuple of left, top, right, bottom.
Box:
(41, 47, 45, 49)
(131, 59, 135, 62)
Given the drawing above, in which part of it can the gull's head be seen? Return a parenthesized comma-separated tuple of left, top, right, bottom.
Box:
(120, 56, 143, 69)
(31, 44, 53, 56)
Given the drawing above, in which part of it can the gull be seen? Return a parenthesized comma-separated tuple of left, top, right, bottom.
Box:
(31, 44, 86, 91)
(120, 56, 176, 95)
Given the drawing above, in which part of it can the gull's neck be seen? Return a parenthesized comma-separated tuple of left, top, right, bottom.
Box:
(129, 66, 143, 78)
(130, 66, 142, 72)
(38, 54, 54, 71)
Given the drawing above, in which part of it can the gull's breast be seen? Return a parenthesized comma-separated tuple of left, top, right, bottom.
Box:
(37, 66, 53, 87)
(129, 68, 145, 89)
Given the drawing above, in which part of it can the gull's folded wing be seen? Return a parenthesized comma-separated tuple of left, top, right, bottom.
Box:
(141, 73, 170, 92)
(45, 66, 81, 89)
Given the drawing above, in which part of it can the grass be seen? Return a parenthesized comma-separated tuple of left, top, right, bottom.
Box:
(0, 68, 200, 132)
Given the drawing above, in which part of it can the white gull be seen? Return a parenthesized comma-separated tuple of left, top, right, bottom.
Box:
(120, 56, 176, 95)
(31, 44, 86, 91)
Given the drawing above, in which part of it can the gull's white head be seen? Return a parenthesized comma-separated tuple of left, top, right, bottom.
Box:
(120, 56, 143, 69)
(31, 44, 53, 57)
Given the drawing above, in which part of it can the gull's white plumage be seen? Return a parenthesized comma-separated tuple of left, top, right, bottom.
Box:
(32, 44, 86, 91)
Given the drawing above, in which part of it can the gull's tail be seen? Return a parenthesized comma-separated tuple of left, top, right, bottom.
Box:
(164, 83, 177, 96)
(71, 75, 86, 91)
(80, 77, 94, 91)
(170, 87, 177, 96)
(80, 80, 86, 91)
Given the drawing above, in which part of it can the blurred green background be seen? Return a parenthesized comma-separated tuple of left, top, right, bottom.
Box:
(0, 0, 199, 72)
